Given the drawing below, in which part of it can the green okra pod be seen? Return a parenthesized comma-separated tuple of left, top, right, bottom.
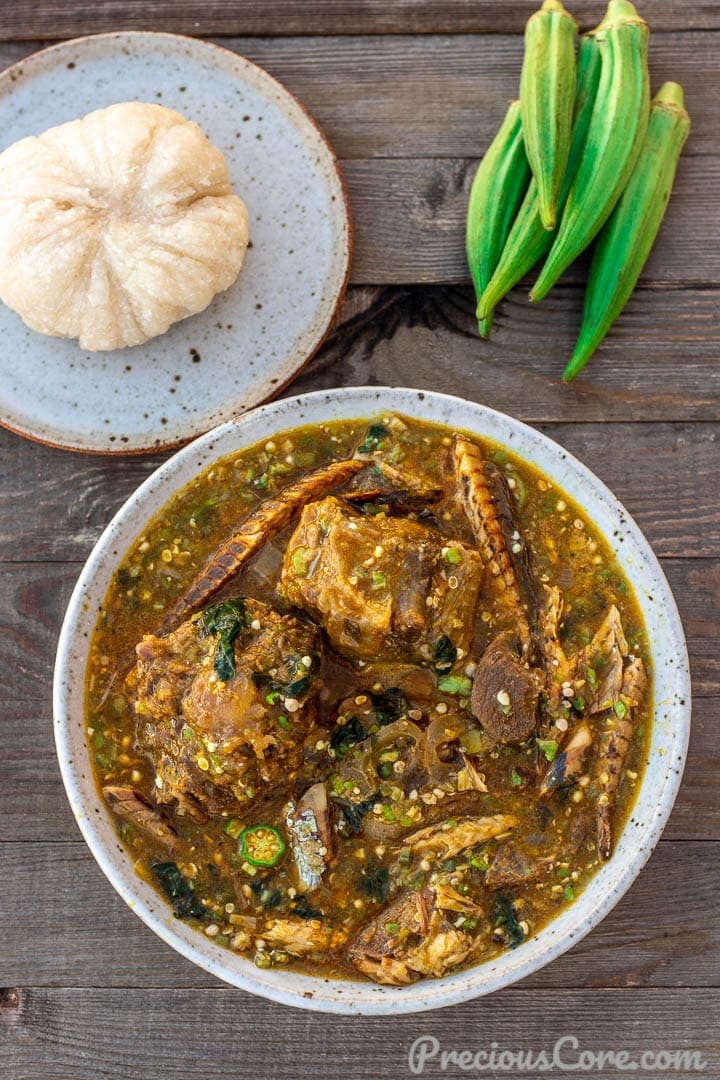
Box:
(478, 33, 602, 328)
(520, 0, 578, 231)
(465, 100, 531, 337)
(564, 82, 690, 382)
(531, 0, 650, 303)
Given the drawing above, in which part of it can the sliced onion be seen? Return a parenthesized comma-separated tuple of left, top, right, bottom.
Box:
(424, 716, 465, 784)
(371, 719, 425, 767)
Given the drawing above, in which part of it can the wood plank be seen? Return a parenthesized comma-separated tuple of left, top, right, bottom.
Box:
(1, 421, 718, 563)
(298, 284, 720, 421)
(1, 986, 717, 1079)
(0, 2, 717, 40)
(226, 33, 718, 160)
(0, 33, 716, 160)
(344, 156, 719, 284)
(1, 841, 716, 991)
(0, 561, 716, 843)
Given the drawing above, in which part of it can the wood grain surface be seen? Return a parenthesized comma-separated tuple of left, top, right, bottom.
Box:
(0, 1, 718, 39)
(0, 2, 718, 1078)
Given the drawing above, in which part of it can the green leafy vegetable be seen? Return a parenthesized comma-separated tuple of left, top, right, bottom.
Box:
(330, 715, 365, 755)
(357, 423, 389, 455)
(433, 635, 457, 674)
(332, 791, 380, 835)
(493, 892, 525, 949)
(290, 895, 323, 919)
(370, 688, 407, 727)
(201, 598, 248, 681)
(281, 653, 321, 699)
(362, 862, 390, 903)
(252, 652, 320, 702)
(190, 496, 219, 533)
(151, 861, 206, 920)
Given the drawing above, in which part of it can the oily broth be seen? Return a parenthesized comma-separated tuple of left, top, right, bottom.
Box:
(85, 414, 652, 981)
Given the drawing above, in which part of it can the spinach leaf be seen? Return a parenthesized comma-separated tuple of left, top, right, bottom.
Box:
(152, 861, 206, 920)
(284, 653, 320, 699)
(433, 635, 457, 674)
(291, 895, 323, 919)
(493, 892, 526, 949)
(200, 598, 248, 681)
(370, 688, 407, 727)
(250, 880, 283, 910)
(361, 861, 390, 904)
(252, 652, 321, 701)
(357, 423, 389, 455)
(332, 791, 380, 835)
(190, 496, 219, 534)
(330, 715, 365, 755)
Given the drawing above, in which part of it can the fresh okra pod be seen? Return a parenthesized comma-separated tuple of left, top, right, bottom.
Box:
(564, 82, 690, 381)
(478, 34, 602, 329)
(530, 0, 650, 303)
(520, 0, 578, 231)
(465, 100, 531, 337)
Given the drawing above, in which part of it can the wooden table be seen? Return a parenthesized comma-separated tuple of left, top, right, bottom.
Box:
(1, 3, 718, 1077)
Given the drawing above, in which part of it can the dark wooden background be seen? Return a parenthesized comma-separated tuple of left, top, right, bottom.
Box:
(1, 2, 719, 1078)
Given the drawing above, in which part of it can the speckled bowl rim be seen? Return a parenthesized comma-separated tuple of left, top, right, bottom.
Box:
(0, 31, 352, 456)
(53, 387, 691, 1014)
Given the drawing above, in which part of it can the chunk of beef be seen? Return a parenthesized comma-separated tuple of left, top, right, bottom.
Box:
(280, 496, 483, 663)
(127, 598, 322, 816)
(470, 632, 543, 744)
(166, 457, 365, 626)
(484, 841, 555, 889)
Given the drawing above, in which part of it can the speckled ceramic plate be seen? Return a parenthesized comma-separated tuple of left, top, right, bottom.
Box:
(0, 33, 351, 453)
(54, 388, 691, 1014)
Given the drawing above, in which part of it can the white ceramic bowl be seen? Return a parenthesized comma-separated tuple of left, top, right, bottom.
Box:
(54, 387, 691, 1014)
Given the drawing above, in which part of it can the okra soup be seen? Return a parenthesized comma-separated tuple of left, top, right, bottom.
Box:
(85, 413, 651, 986)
